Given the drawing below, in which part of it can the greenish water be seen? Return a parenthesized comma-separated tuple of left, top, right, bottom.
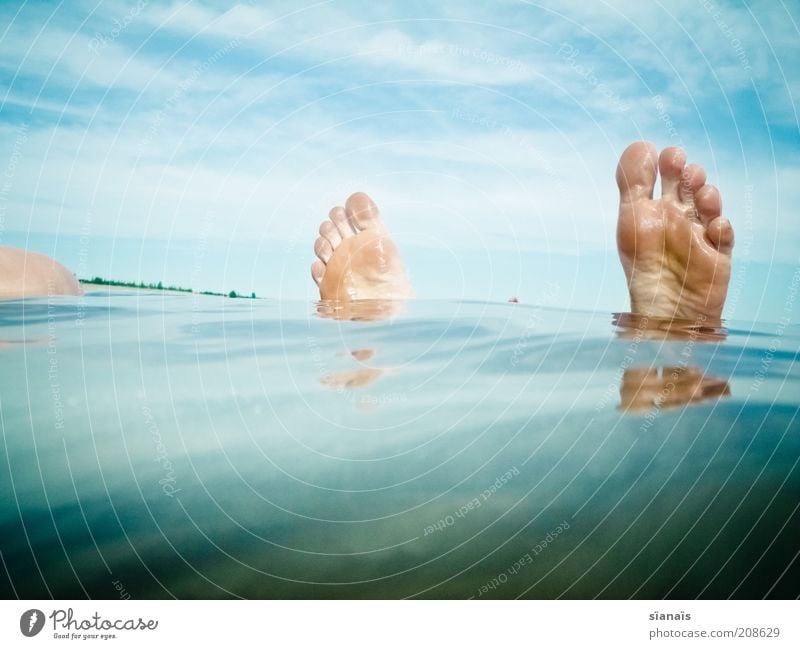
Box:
(1, 293, 798, 598)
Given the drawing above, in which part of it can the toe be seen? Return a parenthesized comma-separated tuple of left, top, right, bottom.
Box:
(311, 260, 325, 287)
(330, 206, 355, 238)
(616, 141, 657, 203)
(694, 184, 721, 226)
(345, 192, 382, 231)
(319, 220, 342, 248)
(658, 146, 687, 200)
(696, 184, 733, 252)
(314, 237, 333, 263)
(679, 163, 707, 203)
(706, 217, 734, 253)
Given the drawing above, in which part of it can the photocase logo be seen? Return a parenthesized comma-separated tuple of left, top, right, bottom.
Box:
(20, 609, 45, 637)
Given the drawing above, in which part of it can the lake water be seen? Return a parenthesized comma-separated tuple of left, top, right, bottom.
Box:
(1, 292, 798, 599)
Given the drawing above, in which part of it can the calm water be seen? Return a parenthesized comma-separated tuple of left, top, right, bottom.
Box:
(1, 292, 798, 599)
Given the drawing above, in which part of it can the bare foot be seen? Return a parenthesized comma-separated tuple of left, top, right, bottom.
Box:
(616, 142, 733, 323)
(0, 246, 82, 299)
(311, 192, 413, 302)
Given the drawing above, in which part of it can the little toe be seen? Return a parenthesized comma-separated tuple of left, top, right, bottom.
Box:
(330, 206, 355, 239)
(679, 163, 707, 203)
(616, 141, 658, 203)
(311, 260, 325, 287)
(658, 146, 687, 200)
(345, 192, 382, 231)
(314, 237, 333, 263)
(706, 217, 734, 253)
(319, 220, 342, 248)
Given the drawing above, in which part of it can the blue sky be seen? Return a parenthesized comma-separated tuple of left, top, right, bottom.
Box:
(1, 0, 798, 320)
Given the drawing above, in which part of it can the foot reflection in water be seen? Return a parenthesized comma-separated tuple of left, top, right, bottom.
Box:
(612, 312, 727, 342)
(320, 348, 384, 390)
(315, 298, 407, 322)
(613, 312, 731, 414)
(619, 365, 731, 413)
(314, 296, 405, 399)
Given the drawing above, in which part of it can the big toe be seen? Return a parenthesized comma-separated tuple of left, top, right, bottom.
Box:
(616, 141, 657, 203)
(345, 192, 383, 231)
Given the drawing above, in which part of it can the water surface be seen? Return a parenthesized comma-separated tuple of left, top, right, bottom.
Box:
(1, 293, 798, 598)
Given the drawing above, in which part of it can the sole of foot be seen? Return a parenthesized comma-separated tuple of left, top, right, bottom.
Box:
(311, 192, 413, 317)
(616, 141, 733, 324)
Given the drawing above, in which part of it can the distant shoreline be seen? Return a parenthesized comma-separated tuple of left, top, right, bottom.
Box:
(79, 277, 258, 299)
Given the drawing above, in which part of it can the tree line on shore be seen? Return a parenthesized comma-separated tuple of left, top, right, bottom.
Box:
(81, 277, 257, 299)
